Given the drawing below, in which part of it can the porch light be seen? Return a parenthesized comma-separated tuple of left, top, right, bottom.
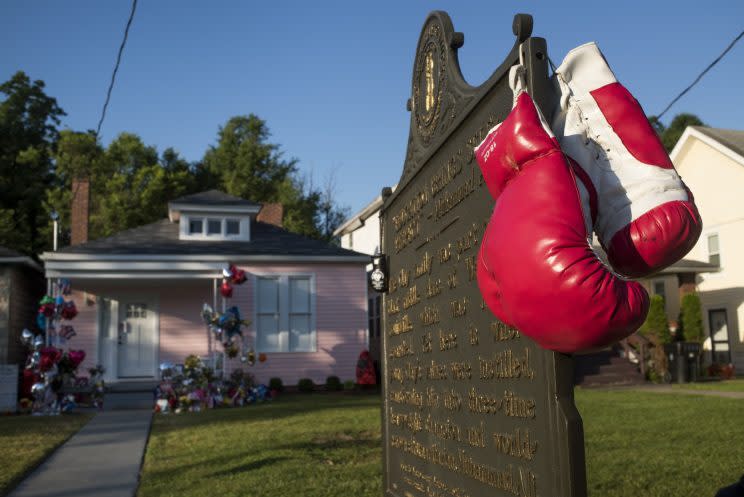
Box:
(370, 249, 388, 293)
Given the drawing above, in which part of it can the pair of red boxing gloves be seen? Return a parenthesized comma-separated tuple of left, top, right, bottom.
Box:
(476, 43, 702, 353)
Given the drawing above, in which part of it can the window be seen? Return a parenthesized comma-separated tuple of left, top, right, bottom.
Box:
(207, 218, 222, 235)
(709, 309, 731, 364)
(708, 234, 720, 266)
(226, 219, 240, 235)
(189, 218, 203, 234)
(256, 275, 315, 352)
(653, 281, 665, 298)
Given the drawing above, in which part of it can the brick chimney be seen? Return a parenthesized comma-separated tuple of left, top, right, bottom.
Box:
(71, 177, 90, 245)
(257, 203, 283, 227)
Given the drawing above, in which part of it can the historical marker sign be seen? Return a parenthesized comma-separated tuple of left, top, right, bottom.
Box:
(381, 12, 587, 497)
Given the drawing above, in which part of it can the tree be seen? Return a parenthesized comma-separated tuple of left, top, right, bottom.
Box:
(0, 71, 65, 255)
(47, 131, 199, 243)
(648, 113, 706, 152)
(200, 114, 349, 239)
(317, 171, 350, 245)
(641, 294, 671, 344)
(201, 115, 296, 201)
(679, 293, 704, 343)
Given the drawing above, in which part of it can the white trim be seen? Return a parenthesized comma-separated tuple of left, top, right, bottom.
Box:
(333, 183, 398, 237)
(670, 127, 744, 167)
(42, 252, 369, 263)
(168, 203, 260, 221)
(253, 272, 317, 353)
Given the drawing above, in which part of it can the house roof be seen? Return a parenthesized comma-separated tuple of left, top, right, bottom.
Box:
(690, 127, 744, 160)
(592, 243, 718, 275)
(0, 245, 42, 272)
(169, 189, 262, 208)
(50, 218, 368, 259)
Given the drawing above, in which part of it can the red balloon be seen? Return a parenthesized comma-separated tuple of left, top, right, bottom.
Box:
(68, 350, 86, 369)
(39, 347, 63, 372)
(220, 281, 233, 298)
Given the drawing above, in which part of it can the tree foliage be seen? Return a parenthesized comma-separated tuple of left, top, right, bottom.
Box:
(679, 292, 704, 343)
(649, 113, 706, 152)
(0, 71, 65, 254)
(641, 294, 671, 344)
(1, 73, 351, 255)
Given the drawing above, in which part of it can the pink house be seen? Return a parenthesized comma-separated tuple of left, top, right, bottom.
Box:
(41, 190, 370, 386)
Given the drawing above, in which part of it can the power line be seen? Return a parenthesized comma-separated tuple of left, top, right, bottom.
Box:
(95, 0, 138, 139)
(656, 28, 744, 120)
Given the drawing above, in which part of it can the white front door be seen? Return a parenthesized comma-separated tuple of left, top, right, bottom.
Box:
(117, 300, 157, 378)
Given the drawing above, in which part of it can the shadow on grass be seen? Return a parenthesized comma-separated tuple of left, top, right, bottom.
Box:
(152, 393, 381, 435)
(208, 456, 289, 477)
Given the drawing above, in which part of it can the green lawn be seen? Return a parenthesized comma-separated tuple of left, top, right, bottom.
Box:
(670, 378, 744, 392)
(0, 412, 93, 496)
(138, 393, 383, 497)
(138, 390, 744, 497)
(576, 389, 743, 496)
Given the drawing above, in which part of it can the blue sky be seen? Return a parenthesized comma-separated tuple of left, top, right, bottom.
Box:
(2, 1, 743, 216)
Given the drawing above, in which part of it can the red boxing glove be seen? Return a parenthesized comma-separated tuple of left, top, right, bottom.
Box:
(475, 82, 649, 353)
(551, 43, 702, 277)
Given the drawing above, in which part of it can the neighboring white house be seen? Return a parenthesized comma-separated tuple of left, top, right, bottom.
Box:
(334, 186, 396, 369)
(672, 126, 744, 371)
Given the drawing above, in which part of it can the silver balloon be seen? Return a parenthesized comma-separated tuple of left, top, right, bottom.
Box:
(26, 351, 40, 369)
(31, 382, 46, 400)
(240, 355, 248, 363)
(159, 362, 173, 372)
(32, 335, 44, 351)
(21, 328, 33, 346)
(222, 266, 232, 279)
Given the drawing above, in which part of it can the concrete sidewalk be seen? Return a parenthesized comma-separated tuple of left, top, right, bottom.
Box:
(9, 409, 152, 497)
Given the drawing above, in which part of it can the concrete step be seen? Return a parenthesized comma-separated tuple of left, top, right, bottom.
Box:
(106, 380, 158, 393)
(104, 391, 153, 410)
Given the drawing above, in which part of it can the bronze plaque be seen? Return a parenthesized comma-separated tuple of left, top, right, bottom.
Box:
(381, 12, 587, 497)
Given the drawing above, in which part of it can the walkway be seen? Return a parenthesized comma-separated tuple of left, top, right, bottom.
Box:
(9, 409, 152, 497)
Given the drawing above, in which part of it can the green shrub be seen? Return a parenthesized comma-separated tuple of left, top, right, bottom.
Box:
(641, 294, 671, 344)
(297, 378, 315, 393)
(679, 293, 704, 343)
(325, 375, 342, 391)
(268, 377, 284, 392)
(344, 379, 356, 391)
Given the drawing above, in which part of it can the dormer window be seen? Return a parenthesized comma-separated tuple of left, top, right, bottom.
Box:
(169, 190, 260, 242)
(207, 218, 222, 235)
(189, 218, 203, 234)
(226, 219, 240, 235)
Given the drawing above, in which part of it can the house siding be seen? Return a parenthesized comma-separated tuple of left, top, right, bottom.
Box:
(675, 134, 744, 369)
(225, 263, 368, 386)
(0, 265, 44, 366)
(67, 263, 368, 386)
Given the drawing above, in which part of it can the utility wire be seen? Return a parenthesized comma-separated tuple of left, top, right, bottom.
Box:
(95, 0, 138, 138)
(656, 29, 744, 120)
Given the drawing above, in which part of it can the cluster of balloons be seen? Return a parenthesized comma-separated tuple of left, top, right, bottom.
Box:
(201, 303, 263, 364)
(219, 264, 247, 298)
(20, 278, 85, 415)
(154, 355, 272, 414)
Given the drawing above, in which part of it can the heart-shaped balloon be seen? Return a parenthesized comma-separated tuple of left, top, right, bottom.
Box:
(39, 347, 63, 372)
(60, 301, 78, 320)
(68, 350, 86, 369)
(40, 303, 55, 318)
(229, 265, 246, 285)
(39, 295, 54, 306)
